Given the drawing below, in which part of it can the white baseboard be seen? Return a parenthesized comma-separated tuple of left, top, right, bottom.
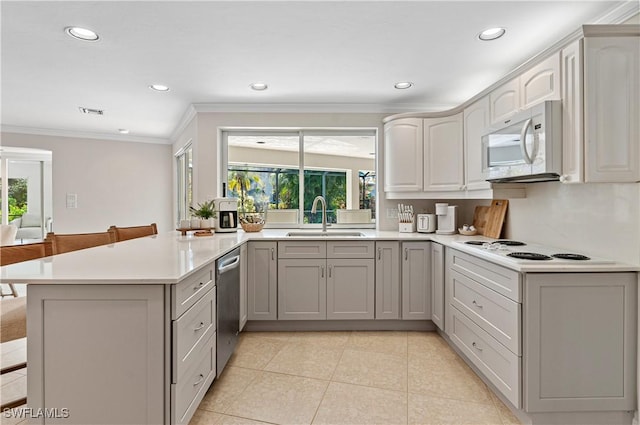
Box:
(632, 410, 638, 425)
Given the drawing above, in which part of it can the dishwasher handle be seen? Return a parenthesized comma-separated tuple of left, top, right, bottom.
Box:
(218, 255, 240, 274)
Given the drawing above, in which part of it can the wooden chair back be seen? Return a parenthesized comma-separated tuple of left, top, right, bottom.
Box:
(108, 223, 158, 242)
(0, 242, 51, 266)
(45, 231, 115, 255)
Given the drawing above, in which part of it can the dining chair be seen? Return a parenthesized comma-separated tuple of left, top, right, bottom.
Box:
(0, 242, 50, 297)
(108, 223, 158, 242)
(45, 231, 115, 255)
(0, 296, 27, 410)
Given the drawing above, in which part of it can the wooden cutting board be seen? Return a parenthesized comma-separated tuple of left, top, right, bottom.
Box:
(483, 199, 509, 238)
(472, 206, 491, 236)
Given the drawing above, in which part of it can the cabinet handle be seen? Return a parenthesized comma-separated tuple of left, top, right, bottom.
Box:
(321, 266, 324, 278)
(271, 248, 275, 260)
(193, 281, 204, 291)
(193, 374, 205, 387)
(328, 266, 332, 278)
(472, 300, 483, 309)
(405, 248, 408, 261)
(194, 321, 205, 332)
(378, 247, 381, 260)
(472, 342, 483, 351)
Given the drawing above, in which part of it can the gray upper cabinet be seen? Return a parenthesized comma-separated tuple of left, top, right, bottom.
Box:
(383, 118, 424, 192)
(401, 241, 431, 320)
(375, 241, 401, 320)
(430, 242, 444, 330)
(247, 241, 278, 320)
(463, 96, 491, 191)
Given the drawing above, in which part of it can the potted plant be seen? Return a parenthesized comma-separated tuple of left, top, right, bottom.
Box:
(189, 200, 217, 229)
(228, 171, 265, 232)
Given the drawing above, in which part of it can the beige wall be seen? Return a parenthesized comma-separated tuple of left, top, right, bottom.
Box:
(1, 132, 173, 233)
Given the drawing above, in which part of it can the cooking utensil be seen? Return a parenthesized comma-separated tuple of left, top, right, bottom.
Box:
(472, 206, 491, 236)
(483, 199, 509, 238)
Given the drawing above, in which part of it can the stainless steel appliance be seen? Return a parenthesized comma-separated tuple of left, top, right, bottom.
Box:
(482, 100, 561, 183)
(216, 247, 240, 377)
(214, 198, 238, 233)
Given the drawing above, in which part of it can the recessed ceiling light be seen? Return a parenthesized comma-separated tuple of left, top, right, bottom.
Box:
(65, 26, 99, 41)
(149, 84, 170, 92)
(118, 129, 130, 134)
(250, 82, 268, 91)
(394, 82, 413, 90)
(478, 27, 506, 41)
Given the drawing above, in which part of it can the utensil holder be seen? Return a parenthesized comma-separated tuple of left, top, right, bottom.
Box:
(399, 220, 416, 233)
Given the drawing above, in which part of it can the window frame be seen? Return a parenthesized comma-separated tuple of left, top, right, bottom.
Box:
(221, 128, 377, 229)
(175, 142, 193, 223)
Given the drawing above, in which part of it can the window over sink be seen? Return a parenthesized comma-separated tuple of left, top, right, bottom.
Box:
(221, 129, 376, 228)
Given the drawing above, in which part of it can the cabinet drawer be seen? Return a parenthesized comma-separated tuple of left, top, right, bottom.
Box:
(172, 264, 215, 319)
(173, 286, 216, 382)
(448, 249, 521, 302)
(172, 330, 216, 425)
(450, 269, 521, 355)
(450, 306, 521, 409)
(278, 241, 326, 259)
(327, 241, 374, 259)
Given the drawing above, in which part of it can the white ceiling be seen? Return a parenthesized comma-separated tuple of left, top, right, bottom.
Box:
(1, 1, 637, 144)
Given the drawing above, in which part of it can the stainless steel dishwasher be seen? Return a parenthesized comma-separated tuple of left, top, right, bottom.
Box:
(216, 247, 241, 377)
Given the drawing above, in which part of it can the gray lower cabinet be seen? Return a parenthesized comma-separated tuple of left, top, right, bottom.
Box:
(278, 259, 326, 319)
(239, 243, 248, 330)
(327, 258, 375, 319)
(277, 240, 375, 320)
(375, 241, 401, 319)
(27, 263, 217, 425)
(402, 241, 431, 320)
(247, 241, 278, 320)
(430, 242, 444, 330)
(524, 272, 637, 413)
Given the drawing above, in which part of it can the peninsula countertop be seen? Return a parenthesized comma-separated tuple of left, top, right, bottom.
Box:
(1, 229, 637, 284)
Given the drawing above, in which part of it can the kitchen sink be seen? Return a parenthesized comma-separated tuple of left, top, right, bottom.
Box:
(285, 231, 365, 237)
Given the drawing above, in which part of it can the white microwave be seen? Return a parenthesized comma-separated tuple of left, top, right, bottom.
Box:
(481, 100, 562, 183)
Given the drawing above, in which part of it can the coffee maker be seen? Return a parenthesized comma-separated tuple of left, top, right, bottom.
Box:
(214, 198, 238, 233)
(435, 203, 457, 235)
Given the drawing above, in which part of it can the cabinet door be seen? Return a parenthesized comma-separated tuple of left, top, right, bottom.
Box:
(375, 242, 400, 320)
(520, 53, 561, 110)
(247, 241, 277, 320)
(383, 118, 423, 192)
(423, 114, 464, 191)
(430, 242, 444, 330)
(560, 39, 584, 184)
(327, 259, 375, 320)
(239, 243, 248, 330)
(278, 259, 326, 320)
(463, 97, 491, 191)
(402, 242, 431, 320)
(524, 273, 637, 413)
(490, 78, 520, 125)
(585, 36, 640, 182)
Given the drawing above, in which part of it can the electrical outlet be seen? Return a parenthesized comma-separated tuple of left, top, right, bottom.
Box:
(386, 208, 398, 219)
(66, 193, 77, 209)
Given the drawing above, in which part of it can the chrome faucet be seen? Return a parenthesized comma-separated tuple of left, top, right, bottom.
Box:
(311, 196, 328, 233)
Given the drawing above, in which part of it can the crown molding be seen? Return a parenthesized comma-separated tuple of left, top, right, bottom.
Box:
(190, 102, 445, 114)
(593, 1, 639, 24)
(169, 104, 198, 143)
(1, 125, 171, 145)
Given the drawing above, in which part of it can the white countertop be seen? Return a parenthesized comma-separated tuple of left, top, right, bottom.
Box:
(1, 229, 637, 285)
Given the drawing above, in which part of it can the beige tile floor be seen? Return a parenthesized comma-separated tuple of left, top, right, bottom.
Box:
(191, 331, 522, 425)
(0, 338, 27, 425)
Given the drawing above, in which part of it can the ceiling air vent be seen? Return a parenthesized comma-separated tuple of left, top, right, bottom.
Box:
(78, 107, 104, 115)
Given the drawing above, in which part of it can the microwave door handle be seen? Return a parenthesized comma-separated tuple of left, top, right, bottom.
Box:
(519, 118, 534, 165)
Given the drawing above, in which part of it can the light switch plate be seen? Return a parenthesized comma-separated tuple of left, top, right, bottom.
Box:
(66, 193, 77, 209)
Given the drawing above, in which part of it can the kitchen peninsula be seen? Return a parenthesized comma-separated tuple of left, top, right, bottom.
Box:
(2, 230, 637, 425)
